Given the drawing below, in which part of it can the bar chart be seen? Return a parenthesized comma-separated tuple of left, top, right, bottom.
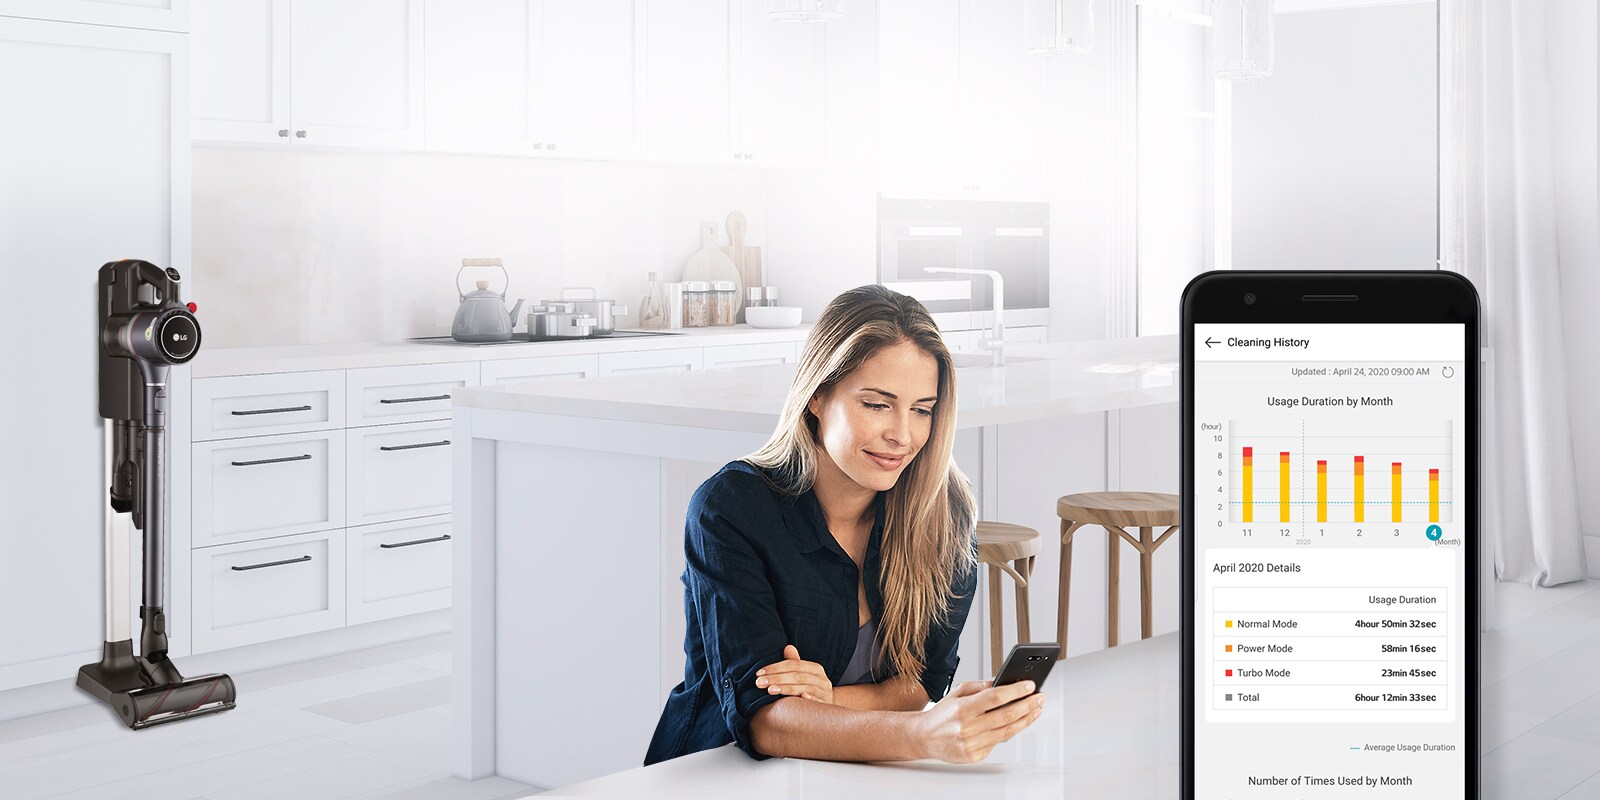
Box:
(1228, 420, 1452, 525)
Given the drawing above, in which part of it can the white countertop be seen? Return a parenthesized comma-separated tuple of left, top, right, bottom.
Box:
(453, 335, 1178, 431)
(543, 633, 1180, 798)
(187, 324, 814, 378)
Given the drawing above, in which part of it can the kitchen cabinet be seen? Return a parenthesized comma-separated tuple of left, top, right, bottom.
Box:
(191, 529, 346, 653)
(877, 0, 1048, 197)
(192, 0, 423, 149)
(0, 0, 188, 32)
(347, 517, 453, 625)
(645, 0, 824, 167)
(0, 16, 187, 693)
(424, 0, 645, 160)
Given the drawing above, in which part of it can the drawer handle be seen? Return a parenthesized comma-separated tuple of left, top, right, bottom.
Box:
(231, 405, 313, 416)
(379, 439, 451, 452)
(230, 555, 312, 571)
(379, 394, 450, 405)
(230, 454, 313, 467)
(379, 534, 452, 549)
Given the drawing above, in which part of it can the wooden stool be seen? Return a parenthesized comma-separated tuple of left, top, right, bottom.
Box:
(1056, 492, 1180, 657)
(975, 521, 1042, 673)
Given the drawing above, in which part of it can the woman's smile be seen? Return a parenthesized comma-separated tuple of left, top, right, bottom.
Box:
(864, 450, 907, 470)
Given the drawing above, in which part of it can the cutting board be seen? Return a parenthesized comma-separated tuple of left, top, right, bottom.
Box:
(682, 221, 740, 293)
(720, 211, 763, 323)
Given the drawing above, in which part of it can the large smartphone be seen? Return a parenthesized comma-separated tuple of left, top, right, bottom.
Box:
(992, 643, 1060, 693)
(1180, 272, 1479, 799)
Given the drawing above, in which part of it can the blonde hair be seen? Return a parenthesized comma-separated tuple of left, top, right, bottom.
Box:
(745, 285, 977, 691)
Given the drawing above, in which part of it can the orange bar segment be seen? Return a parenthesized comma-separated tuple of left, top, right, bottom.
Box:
(1279, 452, 1291, 523)
(1429, 468, 1440, 523)
(1316, 460, 1327, 522)
(1354, 456, 1365, 523)
(1242, 447, 1253, 523)
(1392, 462, 1403, 523)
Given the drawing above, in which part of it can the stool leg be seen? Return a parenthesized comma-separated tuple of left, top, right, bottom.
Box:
(1014, 556, 1032, 644)
(1140, 526, 1154, 640)
(1058, 521, 1075, 660)
(988, 563, 1003, 675)
(1107, 527, 1121, 649)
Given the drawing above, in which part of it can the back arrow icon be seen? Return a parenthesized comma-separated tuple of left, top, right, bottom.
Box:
(1204, 337, 1219, 348)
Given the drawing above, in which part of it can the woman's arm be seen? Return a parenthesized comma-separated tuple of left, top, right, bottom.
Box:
(750, 678, 1046, 763)
(749, 697, 928, 761)
(832, 673, 929, 712)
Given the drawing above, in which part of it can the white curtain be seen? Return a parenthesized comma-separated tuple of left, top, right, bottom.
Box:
(1441, 0, 1587, 586)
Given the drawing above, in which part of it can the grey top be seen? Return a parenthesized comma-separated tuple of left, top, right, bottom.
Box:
(836, 617, 889, 686)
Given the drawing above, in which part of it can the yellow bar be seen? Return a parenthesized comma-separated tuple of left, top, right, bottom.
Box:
(1392, 462, 1403, 523)
(1242, 447, 1253, 523)
(1354, 457, 1365, 523)
(1429, 469, 1439, 523)
(1279, 452, 1290, 523)
(1316, 461, 1327, 522)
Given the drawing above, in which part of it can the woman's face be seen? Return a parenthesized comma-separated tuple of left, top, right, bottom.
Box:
(808, 340, 941, 495)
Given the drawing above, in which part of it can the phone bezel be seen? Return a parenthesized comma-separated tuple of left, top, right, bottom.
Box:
(1179, 270, 1481, 799)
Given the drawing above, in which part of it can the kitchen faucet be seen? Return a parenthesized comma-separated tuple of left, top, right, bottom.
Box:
(925, 267, 1005, 367)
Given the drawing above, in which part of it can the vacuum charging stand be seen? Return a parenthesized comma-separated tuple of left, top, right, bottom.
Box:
(76, 259, 236, 729)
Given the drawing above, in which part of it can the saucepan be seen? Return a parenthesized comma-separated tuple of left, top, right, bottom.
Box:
(544, 287, 627, 335)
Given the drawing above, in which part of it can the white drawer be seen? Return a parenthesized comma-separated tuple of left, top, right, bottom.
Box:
(703, 342, 797, 370)
(193, 371, 344, 441)
(190, 530, 345, 653)
(347, 517, 452, 625)
(346, 362, 479, 427)
(192, 431, 345, 547)
(346, 422, 452, 526)
(597, 348, 701, 376)
(481, 354, 600, 385)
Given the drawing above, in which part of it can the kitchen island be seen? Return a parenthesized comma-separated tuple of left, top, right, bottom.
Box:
(450, 335, 1178, 788)
(548, 632, 1180, 798)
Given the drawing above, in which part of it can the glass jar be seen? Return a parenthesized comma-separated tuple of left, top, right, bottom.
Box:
(682, 281, 712, 328)
(710, 280, 736, 326)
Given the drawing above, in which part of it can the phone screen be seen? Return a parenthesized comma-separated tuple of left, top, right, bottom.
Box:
(1190, 322, 1470, 797)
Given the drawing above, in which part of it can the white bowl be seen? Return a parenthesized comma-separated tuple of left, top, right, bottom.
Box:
(745, 306, 802, 329)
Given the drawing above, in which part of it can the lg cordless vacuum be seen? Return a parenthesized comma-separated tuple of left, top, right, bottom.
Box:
(77, 259, 237, 729)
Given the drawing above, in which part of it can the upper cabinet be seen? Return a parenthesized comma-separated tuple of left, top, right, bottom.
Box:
(644, 0, 824, 167)
(192, 0, 424, 150)
(877, 0, 1048, 198)
(191, 0, 824, 167)
(0, 0, 189, 32)
(425, 0, 645, 160)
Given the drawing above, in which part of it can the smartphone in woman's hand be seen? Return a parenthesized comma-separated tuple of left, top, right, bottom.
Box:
(992, 643, 1059, 696)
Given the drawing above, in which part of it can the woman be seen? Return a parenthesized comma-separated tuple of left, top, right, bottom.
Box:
(644, 285, 1045, 765)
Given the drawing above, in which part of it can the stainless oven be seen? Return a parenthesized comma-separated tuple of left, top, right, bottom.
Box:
(876, 196, 1049, 313)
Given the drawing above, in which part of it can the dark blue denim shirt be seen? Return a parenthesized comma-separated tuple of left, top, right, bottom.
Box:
(644, 460, 977, 765)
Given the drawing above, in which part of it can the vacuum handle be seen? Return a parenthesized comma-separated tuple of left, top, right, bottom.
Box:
(230, 555, 312, 571)
(232, 405, 312, 416)
(379, 440, 450, 452)
(379, 394, 450, 405)
(380, 534, 451, 549)
(230, 454, 312, 467)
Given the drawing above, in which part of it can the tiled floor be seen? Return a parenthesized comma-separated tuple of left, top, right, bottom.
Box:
(1483, 579, 1600, 799)
(0, 635, 535, 800)
(3, 580, 1598, 799)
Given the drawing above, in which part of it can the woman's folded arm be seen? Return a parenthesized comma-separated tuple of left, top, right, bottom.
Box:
(748, 696, 927, 761)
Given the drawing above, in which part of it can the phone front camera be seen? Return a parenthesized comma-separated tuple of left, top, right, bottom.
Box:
(1244, 293, 1257, 305)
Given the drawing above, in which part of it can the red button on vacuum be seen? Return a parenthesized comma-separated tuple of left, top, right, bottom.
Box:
(187, 302, 197, 312)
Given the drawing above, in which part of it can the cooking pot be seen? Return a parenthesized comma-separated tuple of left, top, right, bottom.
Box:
(544, 287, 627, 335)
(526, 303, 598, 340)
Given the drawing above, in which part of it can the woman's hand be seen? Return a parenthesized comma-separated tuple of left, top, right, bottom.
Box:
(755, 644, 835, 705)
(913, 679, 1045, 763)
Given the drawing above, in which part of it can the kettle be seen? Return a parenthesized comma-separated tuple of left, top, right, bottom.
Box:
(452, 261, 525, 342)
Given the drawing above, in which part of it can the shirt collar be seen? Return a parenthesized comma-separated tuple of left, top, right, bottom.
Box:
(792, 486, 886, 560)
